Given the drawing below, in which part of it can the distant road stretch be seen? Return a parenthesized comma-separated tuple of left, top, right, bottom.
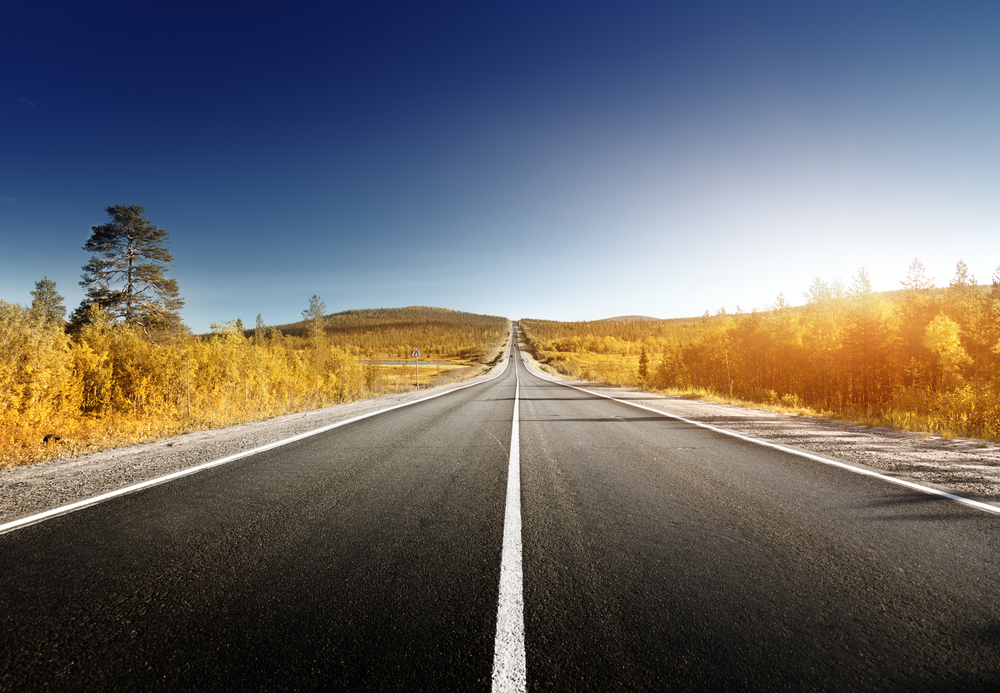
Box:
(3, 333, 1000, 691)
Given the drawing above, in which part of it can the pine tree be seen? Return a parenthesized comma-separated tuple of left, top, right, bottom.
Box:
(302, 295, 327, 344)
(638, 345, 649, 382)
(302, 295, 328, 391)
(848, 266, 873, 298)
(254, 313, 266, 343)
(804, 277, 831, 304)
(900, 258, 934, 293)
(29, 276, 66, 325)
(73, 204, 183, 332)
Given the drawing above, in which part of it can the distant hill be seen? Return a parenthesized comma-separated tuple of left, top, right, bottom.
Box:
(598, 315, 660, 322)
(266, 305, 510, 361)
(272, 305, 507, 337)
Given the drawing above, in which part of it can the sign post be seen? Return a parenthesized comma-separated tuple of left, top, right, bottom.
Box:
(411, 348, 422, 390)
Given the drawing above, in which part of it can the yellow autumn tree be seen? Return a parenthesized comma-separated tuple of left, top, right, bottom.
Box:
(923, 314, 972, 391)
(0, 301, 79, 448)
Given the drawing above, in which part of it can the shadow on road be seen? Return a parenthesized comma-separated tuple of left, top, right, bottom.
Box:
(855, 491, 992, 521)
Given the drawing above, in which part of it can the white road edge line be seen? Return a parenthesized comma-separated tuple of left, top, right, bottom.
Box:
(528, 366, 1000, 517)
(492, 354, 527, 693)
(0, 333, 517, 536)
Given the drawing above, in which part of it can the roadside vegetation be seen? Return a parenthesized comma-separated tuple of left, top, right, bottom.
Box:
(0, 205, 508, 468)
(0, 302, 507, 468)
(521, 260, 1000, 443)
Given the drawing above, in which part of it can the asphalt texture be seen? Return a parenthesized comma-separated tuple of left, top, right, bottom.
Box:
(0, 363, 516, 691)
(3, 337, 1000, 691)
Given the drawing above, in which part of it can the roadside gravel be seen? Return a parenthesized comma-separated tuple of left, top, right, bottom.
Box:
(520, 352, 1000, 510)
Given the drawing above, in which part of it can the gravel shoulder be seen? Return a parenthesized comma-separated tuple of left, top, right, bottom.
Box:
(519, 352, 1000, 511)
(6, 340, 1000, 527)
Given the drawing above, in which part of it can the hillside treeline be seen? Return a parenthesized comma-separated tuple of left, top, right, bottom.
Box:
(0, 304, 508, 467)
(522, 261, 1000, 441)
(276, 306, 509, 361)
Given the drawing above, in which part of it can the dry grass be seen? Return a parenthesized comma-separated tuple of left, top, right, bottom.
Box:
(364, 359, 481, 393)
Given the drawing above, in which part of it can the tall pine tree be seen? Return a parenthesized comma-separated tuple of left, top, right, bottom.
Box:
(73, 204, 184, 332)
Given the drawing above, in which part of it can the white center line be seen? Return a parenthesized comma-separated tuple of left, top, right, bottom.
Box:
(492, 359, 526, 693)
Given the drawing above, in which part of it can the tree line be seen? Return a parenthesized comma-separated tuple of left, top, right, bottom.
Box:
(522, 260, 1000, 441)
(275, 305, 509, 361)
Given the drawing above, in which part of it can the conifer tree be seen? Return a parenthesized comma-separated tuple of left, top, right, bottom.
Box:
(73, 204, 183, 332)
(900, 259, 934, 293)
(253, 313, 265, 343)
(302, 294, 328, 391)
(29, 276, 66, 325)
(302, 295, 327, 344)
(848, 266, 873, 298)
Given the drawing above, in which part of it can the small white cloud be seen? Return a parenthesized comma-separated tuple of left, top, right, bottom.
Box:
(17, 97, 37, 109)
(1, 195, 16, 203)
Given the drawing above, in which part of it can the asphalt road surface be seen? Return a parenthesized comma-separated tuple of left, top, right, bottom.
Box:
(3, 335, 1000, 691)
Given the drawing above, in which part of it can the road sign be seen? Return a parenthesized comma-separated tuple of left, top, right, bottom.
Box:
(412, 349, 421, 390)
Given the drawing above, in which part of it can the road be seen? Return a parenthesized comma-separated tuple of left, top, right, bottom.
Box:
(2, 333, 1000, 691)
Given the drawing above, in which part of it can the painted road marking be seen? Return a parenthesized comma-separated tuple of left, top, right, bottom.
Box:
(492, 354, 526, 693)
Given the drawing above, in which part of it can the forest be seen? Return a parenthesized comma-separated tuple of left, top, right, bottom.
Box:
(521, 261, 1000, 442)
(0, 302, 509, 467)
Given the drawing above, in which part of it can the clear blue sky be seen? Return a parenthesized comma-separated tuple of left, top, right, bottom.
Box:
(3, 1, 998, 332)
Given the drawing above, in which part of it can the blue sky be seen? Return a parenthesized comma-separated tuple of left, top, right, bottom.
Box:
(3, 1, 998, 332)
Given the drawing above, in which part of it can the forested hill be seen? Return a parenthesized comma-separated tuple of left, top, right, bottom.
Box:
(274, 306, 510, 361)
(598, 315, 661, 322)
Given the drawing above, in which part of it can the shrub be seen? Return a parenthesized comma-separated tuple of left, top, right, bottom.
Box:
(744, 388, 779, 404)
(780, 393, 804, 408)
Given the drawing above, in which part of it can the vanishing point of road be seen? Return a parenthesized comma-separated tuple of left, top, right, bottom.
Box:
(2, 329, 999, 691)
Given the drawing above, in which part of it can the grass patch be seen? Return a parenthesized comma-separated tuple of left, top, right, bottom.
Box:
(361, 359, 478, 393)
